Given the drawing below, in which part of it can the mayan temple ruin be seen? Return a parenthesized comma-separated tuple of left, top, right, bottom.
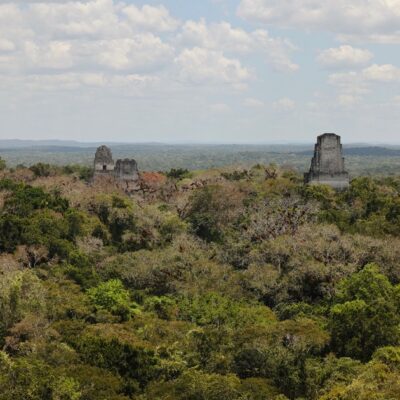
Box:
(94, 145, 115, 174)
(305, 133, 349, 190)
(94, 145, 140, 189)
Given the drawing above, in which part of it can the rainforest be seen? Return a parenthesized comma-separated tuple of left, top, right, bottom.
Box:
(1, 161, 400, 400)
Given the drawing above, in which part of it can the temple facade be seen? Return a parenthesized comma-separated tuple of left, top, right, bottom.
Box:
(94, 146, 139, 183)
(305, 133, 349, 190)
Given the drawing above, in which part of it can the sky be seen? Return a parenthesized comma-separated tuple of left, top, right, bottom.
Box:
(0, 0, 400, 143)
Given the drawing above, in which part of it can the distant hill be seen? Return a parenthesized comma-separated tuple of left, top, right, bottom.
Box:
(297, 147, 400, 157)
(0, 140, 87, 148)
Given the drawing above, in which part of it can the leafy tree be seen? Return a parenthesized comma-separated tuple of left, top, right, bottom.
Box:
(0, 270, 45, 345)
(184, 185, 244, 242)
(166, 168, 191, 180)
(329, 264, 400, 361)
(75, 329, 159, 386)
(29, 163, 56, 177)
(52, 377, 82, 400)
(304, 355, 361, 399)
(87, 279, 137, 320)
(320, 349, 400, 399)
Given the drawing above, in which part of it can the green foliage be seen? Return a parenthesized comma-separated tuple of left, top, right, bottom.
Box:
(177, 292, 275, 327)
(76, 331, 159, 386)
(372, 346, 400, 369)
(29, 162, 59, 177)
(329, 264, 400, 361)
(0, 270, 45, 345)
(52, 377, 82, 400)
(166, 168, 191, 180)
(143, 370, 280, 400)
(62, 164, 94, 181)
(1, 168, 400, 400)
(221, 169, 250, 181)
(87, 280, 137, 320)
(184, 185, 242, 242)
(143, 296, 178, 320)
(3, 185, 68, 217)
(304, 355, 362, 399)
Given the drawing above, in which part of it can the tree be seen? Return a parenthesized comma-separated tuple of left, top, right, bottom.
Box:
(166, 168, 191, 180)
(329, 264, 400, 361)
(87, 279, 137, 320)
(184, 185, 244, 242)
(0, 270, 45, 346)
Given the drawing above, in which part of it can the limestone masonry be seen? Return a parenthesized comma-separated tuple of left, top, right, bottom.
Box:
(305, 133, 349, 190)
(94, 145, 114, 174)
(94, 145, 139, 183)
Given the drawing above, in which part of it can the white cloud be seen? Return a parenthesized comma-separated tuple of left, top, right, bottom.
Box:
(179, 19, 298, 72)
(328, 63, 400, 107)
(24, 40, 74, 69)
(317, 45, 373, 68)
(180, 19, 253, 52)
(0, 1, 176, 76)
(122, 4, 179, 32)
(10, 1, 177, 39)
(362, 64, 400, 82)
(0, 0, 292, 91)
(237, 0, 400, 43)
(244, 97, 264, 107)
(273, 97, 295, 111)
(29, 0, 121, 37)
(93, 35, 174, 71)
(175, 47, 251, 85)
(330, 64, 400, 87)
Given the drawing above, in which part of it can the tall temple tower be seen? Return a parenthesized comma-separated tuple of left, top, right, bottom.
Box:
(305, 133, 349, 190)
(94, 145, 114, 175)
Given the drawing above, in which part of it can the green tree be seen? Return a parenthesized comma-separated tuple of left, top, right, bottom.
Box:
(87, 279, 137, 320)
(166, 168, 191, 180)
(52, 377, 81, 400)
(329, 264, 400, 361)
(0, 270, 45, 345)
(184, 185, 243, 242)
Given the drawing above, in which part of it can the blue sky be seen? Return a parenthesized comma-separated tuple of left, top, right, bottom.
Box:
(0, 0, 400, 143)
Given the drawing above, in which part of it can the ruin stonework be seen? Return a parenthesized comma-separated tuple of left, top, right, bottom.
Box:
(94, 145, 114, 174)
(93, 146, 140, 187)
(305, 133, 349, 190)
(114, 159, 139, 181)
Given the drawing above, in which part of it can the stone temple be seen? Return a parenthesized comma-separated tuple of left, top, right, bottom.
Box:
(114, 159, 139, 182)
(304, 133, 349, 190)
(94, 145, 114, 174)
(94, 145, 139, 184)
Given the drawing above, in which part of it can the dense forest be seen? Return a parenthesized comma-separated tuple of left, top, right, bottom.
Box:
(1, 159, 400, 399)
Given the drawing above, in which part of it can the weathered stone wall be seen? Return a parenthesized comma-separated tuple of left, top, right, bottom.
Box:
(94, 145, 114, 175)
(114, 159, 139, 181)
(93, 146, 140, 193)
(305, 133, 349, 190)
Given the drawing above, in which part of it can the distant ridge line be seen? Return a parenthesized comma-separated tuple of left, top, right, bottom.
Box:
(297, 146, 400, 157)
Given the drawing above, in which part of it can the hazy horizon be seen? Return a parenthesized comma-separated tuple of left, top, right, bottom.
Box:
(1, 138, 400, 147)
